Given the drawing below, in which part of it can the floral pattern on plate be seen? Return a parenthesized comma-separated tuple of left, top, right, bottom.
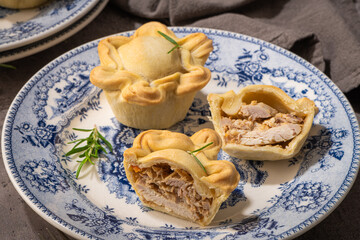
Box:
(2, 27, 359, 239)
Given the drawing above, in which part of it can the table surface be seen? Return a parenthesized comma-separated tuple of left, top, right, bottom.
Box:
(1, 2, 359, 240)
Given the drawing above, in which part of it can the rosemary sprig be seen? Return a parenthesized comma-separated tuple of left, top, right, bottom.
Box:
(187, 142, 213, 175)
(0, 63, 16, 69)
(65, 126, 113, 179)
(157, 31, 181, 53)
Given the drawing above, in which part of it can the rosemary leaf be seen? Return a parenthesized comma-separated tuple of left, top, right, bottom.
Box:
(72, 140, 88, 150)
(189, 152, 208, 175)
(0, 63, 16, 69)
(167, 46, 178, 54)
(187, 142, 213, 175)
(157, 31, 181, 53)
(190, 142, 213, 154)
(76, 160, 86, 179)
(65, 126, 113, 179)
(65, 145, 90, 156)
(67, 138, 86, 144)
(157, 31, 178, 45)
(98, 131, 113, 152)
(72, 128, 93, 132)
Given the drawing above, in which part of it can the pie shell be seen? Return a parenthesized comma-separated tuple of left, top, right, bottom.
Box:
(207, 85, 318, 160)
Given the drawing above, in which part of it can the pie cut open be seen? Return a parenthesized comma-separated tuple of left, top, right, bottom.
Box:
(123, 129, 240, 226)
(207, 85, 318, 160)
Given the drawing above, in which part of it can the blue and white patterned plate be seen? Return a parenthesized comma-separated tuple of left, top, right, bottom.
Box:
(0, 0, 98, 52)
(0, 0, 108, 64)
(2, 27, 360, 239)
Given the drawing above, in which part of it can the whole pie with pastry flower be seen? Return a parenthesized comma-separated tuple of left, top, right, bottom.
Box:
(207, 85, 318, 161)
(90, 21, 213, 129)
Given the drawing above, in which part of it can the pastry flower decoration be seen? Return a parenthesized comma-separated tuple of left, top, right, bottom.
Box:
(208, 85, 318, 160)
(123, 128, 240, 226)
(90, 21, 213, 129)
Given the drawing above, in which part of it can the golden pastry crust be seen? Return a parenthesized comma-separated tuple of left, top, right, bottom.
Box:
(90, 21, 213, 129)
(123, 129, 240, 226)
(0, 0, 47, 9)
(207, 85, 318, 160)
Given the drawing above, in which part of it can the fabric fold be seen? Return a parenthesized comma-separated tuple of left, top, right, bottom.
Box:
(111, 0, 360, 92)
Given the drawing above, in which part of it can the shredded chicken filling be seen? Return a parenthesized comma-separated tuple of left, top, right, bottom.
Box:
(221, 101, 304, 146)
(132, 164, 213, 221)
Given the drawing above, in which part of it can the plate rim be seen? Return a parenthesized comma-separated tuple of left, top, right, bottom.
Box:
(0, 0, 108, 64)
(0, 0, 99, 52)
(2, 26, 360, 239)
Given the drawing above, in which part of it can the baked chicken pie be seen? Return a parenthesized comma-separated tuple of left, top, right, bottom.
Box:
(123, 129, 240, 226)
(90, 21, 213, 129)
(208, 85, 318, 160)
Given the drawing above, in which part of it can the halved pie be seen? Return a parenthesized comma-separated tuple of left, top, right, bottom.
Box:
(123, 129, 240, 226)
(90, 21, 213, 129)
(207, 85, 318, 160)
